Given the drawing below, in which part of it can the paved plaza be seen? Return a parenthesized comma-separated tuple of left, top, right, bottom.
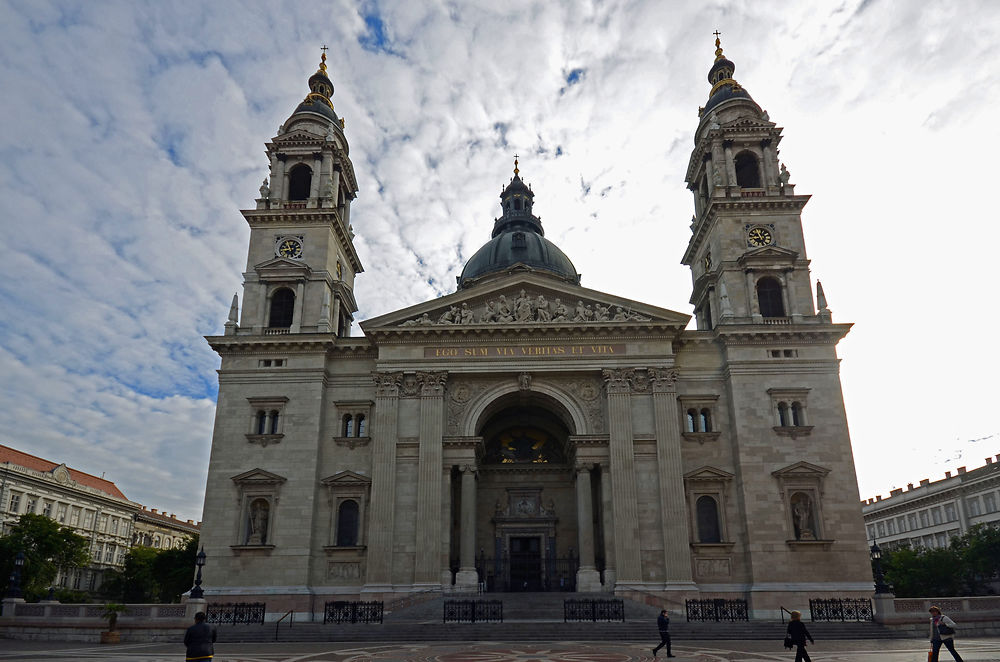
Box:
(1, 638, 999, 662)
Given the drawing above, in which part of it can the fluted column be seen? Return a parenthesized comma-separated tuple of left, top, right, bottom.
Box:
(650, 368, 696, 589)
(364, 372, 401, 589)
(602, 369, 642, 585)
(575, 463, 602, 591)
(456, 465, 478, 588)
(414, 371, 447, 585)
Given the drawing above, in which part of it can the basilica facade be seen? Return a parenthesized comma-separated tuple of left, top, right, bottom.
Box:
(198, 42, 873, 619)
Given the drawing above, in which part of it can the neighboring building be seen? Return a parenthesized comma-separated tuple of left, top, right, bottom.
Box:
(862, 453, 1000, 550)
(0, 444, 139, 591)
(198, 41, 872, 619)
(132, 505, 201, 550)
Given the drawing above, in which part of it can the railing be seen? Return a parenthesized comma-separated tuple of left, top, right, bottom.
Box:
(274, 610, 293, 640)
(809, 598, 873, 622)
(206, 602, 266, 625)
(780, 605, 794, 624)
(443, 599, 503, 623)
(323, 600, 383, 624)
(564, 598, 624, 622)
(761, 316, 792, 325)
(740, 188, 767, 198)
(0, 602, 188, 622)
(685, 598, 749, 622)
(263, 327, 290, 335)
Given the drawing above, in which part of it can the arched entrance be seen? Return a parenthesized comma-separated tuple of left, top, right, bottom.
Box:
(459, 391, 591, 592)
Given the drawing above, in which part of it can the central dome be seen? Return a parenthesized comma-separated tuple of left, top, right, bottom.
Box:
(457, 161, 580, 289)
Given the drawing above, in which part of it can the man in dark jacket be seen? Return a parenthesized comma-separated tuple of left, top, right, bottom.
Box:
(652, 609, 675, 657)
(184, 611, 217, 661)
(786, 610, 814, 662)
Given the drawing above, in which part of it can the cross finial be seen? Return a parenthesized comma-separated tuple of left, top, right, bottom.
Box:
(321, 44, 329, 54)
(713, 30, 721, 39)
(513, 154, 519, 176)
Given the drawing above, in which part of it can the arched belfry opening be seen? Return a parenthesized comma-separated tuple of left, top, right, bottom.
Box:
(453, 390, 601, 592)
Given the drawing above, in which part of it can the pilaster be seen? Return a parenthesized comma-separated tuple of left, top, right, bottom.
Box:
(456, 465, 478, 589)
(364, 371, 401, 589)
(575, 463, 602, 592)
(602, 368, 642, 584)
(414, 371, 448, 585)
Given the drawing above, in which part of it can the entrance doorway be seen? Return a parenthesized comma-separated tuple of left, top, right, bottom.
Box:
(509, 536, 542, 591)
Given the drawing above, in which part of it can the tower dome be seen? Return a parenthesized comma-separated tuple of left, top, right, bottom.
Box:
(458, 159, 580, 289)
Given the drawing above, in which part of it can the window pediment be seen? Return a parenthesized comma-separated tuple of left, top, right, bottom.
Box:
(255, 258, 312, 281)
(684, 466, 735, 483)
(771, 461, 830, 480)
(321, 470, 371, 488)
(231, 468, 287, 486)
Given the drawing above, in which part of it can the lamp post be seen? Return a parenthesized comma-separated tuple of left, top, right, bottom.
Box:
(7, 550, 25, 599)
(870, 541, 890, 594)
(190, 547, 206, 599)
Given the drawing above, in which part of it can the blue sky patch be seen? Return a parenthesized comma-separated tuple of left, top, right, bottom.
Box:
(359, 3, 393, 54)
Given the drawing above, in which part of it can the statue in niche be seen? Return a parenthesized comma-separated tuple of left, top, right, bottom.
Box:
(480, 300, 498, 323)
(552, 298, 569, 321)
(259, 178, 270, 199)
(518, 372, 532, 391)
(779, 163, 791, 187)
(459, 303, 475, 324)
(594, 303, 610, 321)
(247, 499, 269, 545)
(496, 295, 513, 323)
(791, 493, 815, 540)
(535, 295, 551, 322)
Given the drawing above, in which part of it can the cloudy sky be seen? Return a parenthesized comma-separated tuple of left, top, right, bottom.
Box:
(1, 0, 998, 522)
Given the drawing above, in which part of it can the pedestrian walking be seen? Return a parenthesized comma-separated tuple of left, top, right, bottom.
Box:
(652, 609, 675, 657)
(928, 605, 963, 661)
(184, 611, 217, 661)
(785, 610, 813, 662)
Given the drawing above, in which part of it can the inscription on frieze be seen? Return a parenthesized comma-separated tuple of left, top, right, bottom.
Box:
(425, 344, 625, 359)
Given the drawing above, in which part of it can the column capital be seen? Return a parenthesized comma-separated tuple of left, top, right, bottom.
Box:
(602, 368, 634, 395)
(575, 462, 594, 474)
(417, 370, 449, 396)
(460, 464, 478, 476)
(372, 371, 403, 397)
(649, 367, 679, 393)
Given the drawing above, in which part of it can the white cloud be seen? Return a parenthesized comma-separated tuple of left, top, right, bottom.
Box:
(1, 0, 998, 518)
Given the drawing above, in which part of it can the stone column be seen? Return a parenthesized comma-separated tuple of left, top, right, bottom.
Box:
(256, 286, 268, 332)
(456, 465, 478, 588)
(746, 270, 762, 322)
(761, 138, 777, 191)
(309, 152, 322, 206)
(291, 281, 304, 333)
(440, 466, 454, 587)
(330, 167, 341, 209)
(602, 369, 642, 585)
(364, 372, 402, 591)
(575, 463, 601, 591)
(598, 462, 616, 591)
(723, 140, 737, 192)
(331, 296, 341, 338)
(414, 371, 448, 586)
(650, 368, 696, 590)
(710, 142, 726, 197)
(274, 154, 287, 203)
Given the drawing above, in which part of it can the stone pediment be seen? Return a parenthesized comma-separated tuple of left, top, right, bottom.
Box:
(255, 257, 312, 280)
(771, 461, 830, 479)
(231, 468, 287, 486)
(361, 273, 690, 333)
(321, 470, 371, 487)
(684, 466, 735, 482)
(737, 245, 799, 266)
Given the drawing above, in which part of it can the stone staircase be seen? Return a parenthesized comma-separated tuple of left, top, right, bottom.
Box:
(216, 592, 905, 643)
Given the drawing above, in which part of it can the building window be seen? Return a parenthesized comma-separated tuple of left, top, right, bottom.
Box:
(932, 507, 942, 525)
(343, 414, 354, 437)
(734, 151, 761, 188)
(920, 511, 930, 528)
(357, 414, 366, 437)
(8, 494, 20, 513)
(897, 516, 907, 532)
(247, 397, 288, 445)
(70, 508, 80, 526)
(99, 515, 108, 532)
(757, 277, 785, 317)
(42, 501, 53, 518)
(57, 504, 67, 523)
(105, 545, 114, 562)
(984, 493, 998, 513)
(287, 164, 312, 201)
(967, 497, 982, 517)
(110, 518, 119, 534)
(268, 287, 295, 328)
(886, 520, 895, 535)
(769, 389, 811, 434)
(877, 521, 886, 537)
(679, 395, 721, 441)
(944, 503, 957, 521)
(336, 500, 360, 546)
(695, 496, 722, 543)
(26, 497, 37, 514)
(908, 513, 918, 530)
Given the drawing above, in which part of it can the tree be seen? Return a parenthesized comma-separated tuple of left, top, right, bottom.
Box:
(882, 525, 1000, 597)
(950, 524, 1000, 595)
(0, 513, 90, 600)
(153, 536, 198, 603)
(100, 535, 198, 604)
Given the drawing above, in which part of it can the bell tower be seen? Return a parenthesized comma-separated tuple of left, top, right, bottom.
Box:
(230, 50, 363, 338)
(681, 36, 825, 328)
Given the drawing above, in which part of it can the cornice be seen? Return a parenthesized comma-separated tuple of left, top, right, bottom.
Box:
(714, 323, 852, 345)
(364, 323, 683, 344)
(206, 334, 375, 357)
(241, 208, 363, 273)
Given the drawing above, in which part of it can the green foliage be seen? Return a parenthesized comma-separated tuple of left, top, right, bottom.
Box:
(100, 535, 198, 604)
(0, 513, 90, 600)
(881, 524, 1000, 597)
(101, 602, 127, 631)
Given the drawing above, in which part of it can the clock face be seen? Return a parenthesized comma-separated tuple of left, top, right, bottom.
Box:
(747, 227, 773, 247)
(276, 237, 303, 258)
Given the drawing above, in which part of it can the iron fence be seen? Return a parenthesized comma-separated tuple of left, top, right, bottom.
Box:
(443, 599, 504, 623)
(564, 598, 625, 622)
(685, 598, 749, 622)
(808, 598, 873, 622)
(206, 602, 266, 625)
(323, 600, 384, 624)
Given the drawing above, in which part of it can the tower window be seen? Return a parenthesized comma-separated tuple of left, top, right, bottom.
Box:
(696, 495, 722, 543)
(791, 402, 804, 426)
(269, 288, 295, 328)
(288, 164, 312, 201)
(256, 410, 267, 434)
(343, 414, 354, 437)
(686, 410, 697, 432)
(336, 499, 360, 546)
(777, 402, 789, 427)
(514, 197, 522, 210)
(700, 409, 712, 432)
(756, 277, 785, 317)
(269, 410, 280, 434)
(734, 152, 761, 188)
(356, 414, 366, 437)
(512, 232, 526, 249)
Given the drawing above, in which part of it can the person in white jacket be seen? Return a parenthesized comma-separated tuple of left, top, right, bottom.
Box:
(928, 606, 963, 662)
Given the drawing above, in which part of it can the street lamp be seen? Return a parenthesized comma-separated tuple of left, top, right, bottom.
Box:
(870, 541, 891, 594)
(7, 550, 25, 598)
(190, 547, 207, 599)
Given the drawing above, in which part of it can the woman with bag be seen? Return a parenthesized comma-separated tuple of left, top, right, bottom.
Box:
(785, 610, 814, 662)
(928, 605, 963, 661)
